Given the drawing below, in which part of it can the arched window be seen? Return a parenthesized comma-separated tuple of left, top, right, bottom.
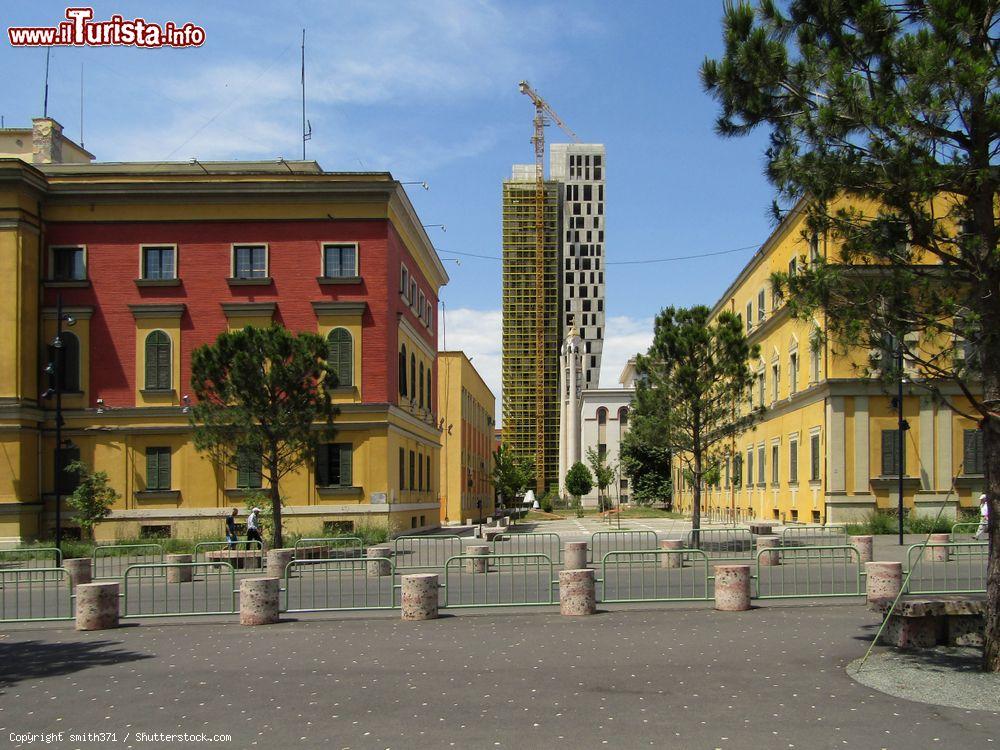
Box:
(50, 331, 81, 392)
(597, 407, 608, 425)
(326, 328, 353, 387)
(419, 362, 425, 408)
(618, 407, 629, 427)
(410, 353, 416, 402)
(398, 346, 407, 397)
(144, 330, 171, 390)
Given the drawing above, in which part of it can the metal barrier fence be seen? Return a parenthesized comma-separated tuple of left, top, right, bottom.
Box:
(904, 542, 988, 594)
(442, 553, 555, 608)
(393, 535, 465, 570)
(589, 530, 659, 563)
(491, 532, 563, 564)
(754, 545, 863, 599)
(0, 567, 74, 622)
(950, 522, 981, 542)
(283, 557, 397, 612)
(0, 547, 64, 582)
(781, 525, 848, 548)
(293, 536, 365, 560)
(93, 544, 165, 579)
(684, 527, 754, 559)
(598, 549, 712, 603)
(193, 540, 263, 563)
(121, 562, 238, 618)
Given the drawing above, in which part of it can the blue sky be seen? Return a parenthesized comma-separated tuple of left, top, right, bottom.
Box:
(2, 1, 778, 409)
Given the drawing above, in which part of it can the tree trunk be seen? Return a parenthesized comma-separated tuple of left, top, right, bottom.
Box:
(692, 451, 702, 549)
(982, 413, 1000, 672)
(269, 450, 283, 550)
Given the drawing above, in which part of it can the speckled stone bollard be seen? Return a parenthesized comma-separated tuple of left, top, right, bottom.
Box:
(559, 569, 596, 616)
(464, 545, 490, 573)
(659, 539, 684, 569)
(166, 554, 193, 583)
(928, 533, 951, 562)
(63, 558, 92, 588)
(240, 577, 280, 626)
(756, 536, 781, 566)
(850, 535, 874, 564)
(714, 565, 751, 611)
(266, 548, 295, 580)
(865, 561, 903, 605)
(401, 573, 439, 620)
(366, 546, 392, 577)
(563, 541, 589, 570)
(75, 581, 119, 630)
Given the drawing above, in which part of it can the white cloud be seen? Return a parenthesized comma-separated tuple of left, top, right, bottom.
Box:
(599, 315, 654, 387)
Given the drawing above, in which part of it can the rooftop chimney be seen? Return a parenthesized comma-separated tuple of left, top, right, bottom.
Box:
(32, 117, 64, 164)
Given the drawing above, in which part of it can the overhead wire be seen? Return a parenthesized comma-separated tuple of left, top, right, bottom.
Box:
(435, 242, 760, 265)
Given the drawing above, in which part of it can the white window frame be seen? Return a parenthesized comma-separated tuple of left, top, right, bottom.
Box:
(230, 243, 269, 279)
(788, 432, 800, 484)
(320, 242, 359, 278)
(48, 244, 88, 281)
(139, 243, 178, 280)
(789, 345, 799, 396)
(400, 264, 409, 297)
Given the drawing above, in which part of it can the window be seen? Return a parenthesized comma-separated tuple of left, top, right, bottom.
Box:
(757, 371, 765, 408)
(426, 375, 432, 414)
(426, 456, 431, 493)
(598, 443, 607, 460)
(771, 444, 779, 485)
(881, 430, 905, 476)
(964, 429, 985, 475)
(419, 363, 425, 408)
(618, 407, 628, 428)
(146, 447, 172, 490)
(810, 433, 821, 481)
(49, 331, 81, 392)
(771, 363, 779, 402)
(398, 346, 408, 397)
(399, 447, 405, 490)
(327, 328, 353, 387)
(789, 352, 798, 395)
(732, 453, 742, 488)
(724, 458, 730, 489)
(410, 280, 417, 307)
(141, 245, 176, 280)
(400, 265, 409, 295)
(56, 445, 81, 494)
(789, 438, 799, 483)
(810, 345, 821, 382)
(410, 354, 416, 402)
(757, 289, 766, 322)
(236, 448, 262, 490)
(746, 449, 754, 488)
(51, 246, 86, 280)
(322, 244, 357, 278)
(418, 453, 423, 490)
(757, 445, 766, 486)
(233, 244, 267, 279)
(409, 451, 416, 490)
(317, 443, 353, 487)
(143, 331, 171, 391)
(809, 233, 820, 263)
(788, 257, 797, 277)
(746, 302, 753, 332)
(597, 407, 607, 425)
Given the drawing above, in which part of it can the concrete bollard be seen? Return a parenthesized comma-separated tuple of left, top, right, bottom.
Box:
(401, 573, 439, 620)
(865, 561, 903, 605)
(465, 518, 473, 527)
(366, 546, 392, 577)
(714, 565, 751, 611)
(266, 548, 295, 580)
(928, 533, 951, 562)
(563, 541, 588, 570)
(75, 581, 119, 630)
(850, 535, 874, 564)
(659, 539, 685, 569)
(239, 577, 280, 626)
(165, 553, 193, 583)
(63, 558, 92, 589)
(559, 569, 596, 615)
(464, 545, 490, 573)
(756, 536, 781, 566)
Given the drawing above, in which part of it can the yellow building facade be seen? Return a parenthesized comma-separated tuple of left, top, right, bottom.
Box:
(674, 201, 983, 524)
(437, 352, 496, 524)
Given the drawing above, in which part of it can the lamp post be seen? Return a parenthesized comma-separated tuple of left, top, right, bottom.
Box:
(42, 294, 75, 552)
(896, 341, 909, 547)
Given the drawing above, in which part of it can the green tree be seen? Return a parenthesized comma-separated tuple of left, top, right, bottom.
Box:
(189, 325, 338, 549)
(703, 0, 1000, 671)
(620, 432, 673, 508)
(565, 462, 594, 505)
(492, 443, 535, 507)
(632, 306, 759, 538)
(64, 460, 119, 541)
(586, 447, 617, 512)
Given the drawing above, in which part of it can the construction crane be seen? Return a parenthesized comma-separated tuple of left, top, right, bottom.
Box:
(518, 80, 580, 493)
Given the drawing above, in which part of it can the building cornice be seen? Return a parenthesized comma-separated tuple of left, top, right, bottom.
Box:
(220, 302, 276, 318)
(311, 301, 367, 316)
(128, 303, 186, 320)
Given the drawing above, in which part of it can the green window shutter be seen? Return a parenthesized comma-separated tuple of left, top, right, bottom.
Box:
(146, 448, 157, 488)
(964, 429, 984, 475)
(339, 444, 353, 487)
(399, 447, 405, 490)
(237, 450, 249, 489)
(327, 329, 353, 387)
(157, 336, 170, 389)
(159, 449, 171, 490)
(145, 334, 157, 389)
(316, 445, 330, 487)
(882, 431, 899, 476)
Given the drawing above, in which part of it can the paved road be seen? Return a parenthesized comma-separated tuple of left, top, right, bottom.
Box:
(3, 603, 998, 748)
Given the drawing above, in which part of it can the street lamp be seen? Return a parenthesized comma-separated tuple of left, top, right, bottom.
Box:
(894, 339, 910, 546)
(41, 293, 75, 552)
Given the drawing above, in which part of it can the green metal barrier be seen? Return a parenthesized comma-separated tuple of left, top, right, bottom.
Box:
(904, 542, 988, 594)
(684, 527, 754, 559)
(950, 522, 981, 542)
(0, 567, 74, 622)
(121, 562, 237, 617)
(442, 553, 555, 608)
(491, 532, 563, 564)
(283, 557, 397, 612)
(0, 547, 64, 582)
(193, 540, 263, 563)
(781, 525, 848, 548)
(589, 530, 659, 564)
(93, 544, 165, 579)
(754, 545, 863, 599)
(598, 549, 711, 603)
(393, 534, 464, 570)
(293, 536, 365, 560)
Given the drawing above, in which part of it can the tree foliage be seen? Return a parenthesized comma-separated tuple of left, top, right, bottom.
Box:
(703, 0, 1000, 670)
(64, 460, 119, 541)
(620, 433, 673, 507)
(586, 447, 618, 512)
(632, 306, 760, 533)
(492, 443, 535, 506)
(189, 325, 338, 548)
(565, 462, 594, 500)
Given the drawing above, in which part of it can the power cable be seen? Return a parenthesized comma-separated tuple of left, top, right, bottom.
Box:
(435, 243, 760, 265)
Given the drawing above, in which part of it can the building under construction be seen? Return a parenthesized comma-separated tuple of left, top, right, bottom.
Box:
(501, 169, 561, 493)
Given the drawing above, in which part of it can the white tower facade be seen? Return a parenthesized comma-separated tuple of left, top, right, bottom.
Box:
(550, 143, 606, 389)
(558, 325, 584, 497)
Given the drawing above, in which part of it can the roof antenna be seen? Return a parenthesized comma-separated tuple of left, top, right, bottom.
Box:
(301, 28, 312, 160)
(43, 47, 51, 117)
(79, 62, 85, 148)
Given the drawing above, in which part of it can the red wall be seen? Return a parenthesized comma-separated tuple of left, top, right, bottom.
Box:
(43, 219, 438, 409)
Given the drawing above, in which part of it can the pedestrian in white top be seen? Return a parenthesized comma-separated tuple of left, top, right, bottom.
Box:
(975, 493, 989, 541)
(247, 507, 264, 547)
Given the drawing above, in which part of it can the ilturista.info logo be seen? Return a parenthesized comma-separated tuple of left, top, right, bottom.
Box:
(8, 7, 206, 48)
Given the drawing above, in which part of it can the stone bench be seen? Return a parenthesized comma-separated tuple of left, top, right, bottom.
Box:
(205, 549, 263, 569)
(874, 595, 985, 649)
(748, 522, 774, 535)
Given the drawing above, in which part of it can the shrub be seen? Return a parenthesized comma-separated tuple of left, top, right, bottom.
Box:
(906, 515, 953, 534)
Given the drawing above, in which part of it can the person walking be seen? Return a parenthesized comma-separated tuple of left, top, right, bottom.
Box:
(975, 493, 989, 541)
(246, 506, 264, 547)
(225, 508, 239, 550)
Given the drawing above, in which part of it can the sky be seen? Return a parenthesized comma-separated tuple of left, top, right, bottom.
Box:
(2, 1, 779, 416)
